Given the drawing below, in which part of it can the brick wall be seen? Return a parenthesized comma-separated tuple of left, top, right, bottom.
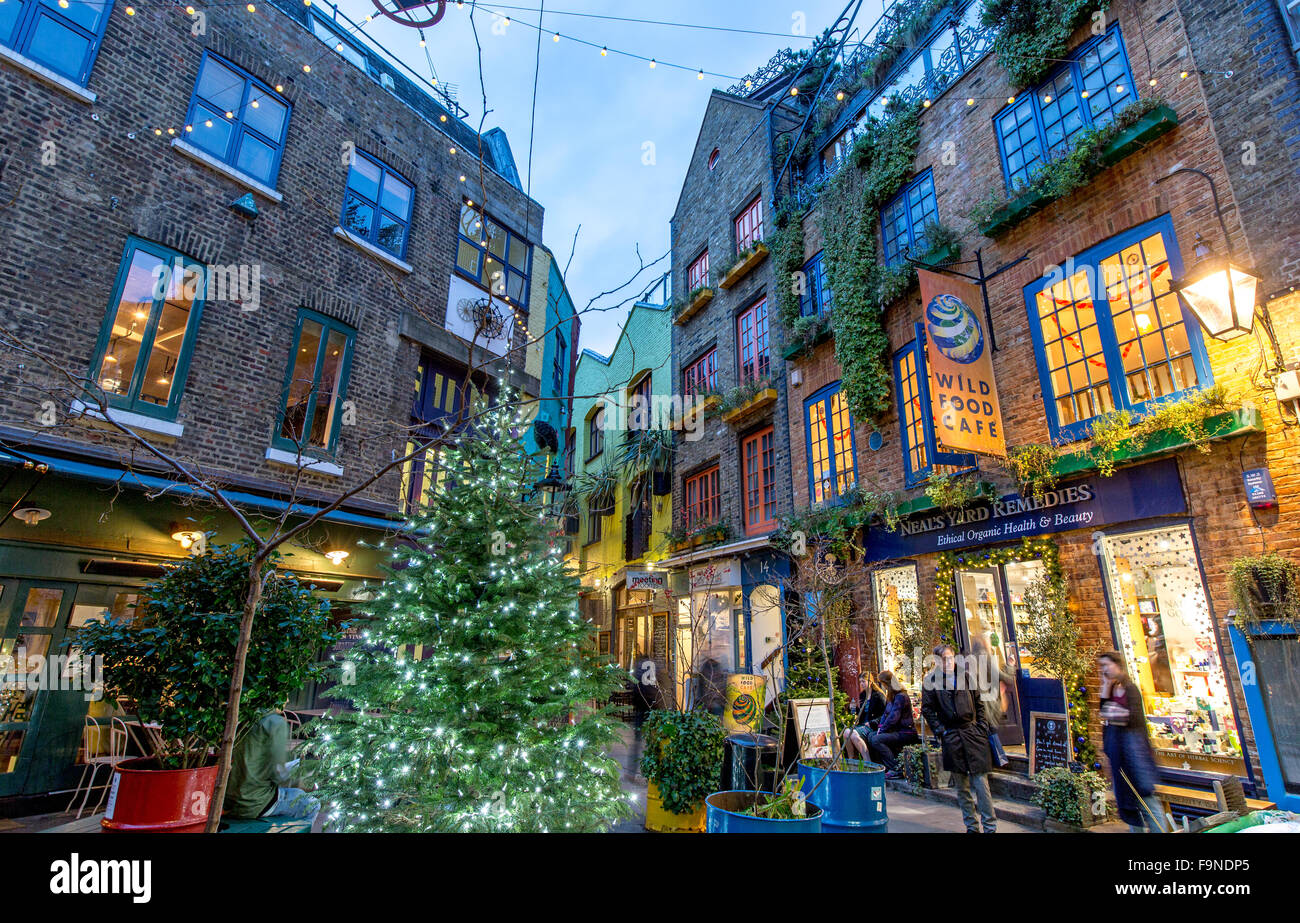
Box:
(0, 0, 541, 512)
(777, 0, 1300, 772)
(669, 91, 795, 538)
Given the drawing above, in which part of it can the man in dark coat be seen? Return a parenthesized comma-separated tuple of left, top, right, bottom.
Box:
(922, 644, 998, 833)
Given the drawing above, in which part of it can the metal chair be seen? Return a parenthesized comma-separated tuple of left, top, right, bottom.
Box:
(65, 716, 128, 819)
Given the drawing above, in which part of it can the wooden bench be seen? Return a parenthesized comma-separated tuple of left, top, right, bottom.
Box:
(1154, 783, 1275, 817)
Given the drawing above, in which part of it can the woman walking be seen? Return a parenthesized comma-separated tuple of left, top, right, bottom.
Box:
(1098, 651, 1166, 833)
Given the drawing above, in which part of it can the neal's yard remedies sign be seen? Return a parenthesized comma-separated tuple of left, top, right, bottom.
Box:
(864, 458, 1186, 561)
(919, 269, 1006, 458)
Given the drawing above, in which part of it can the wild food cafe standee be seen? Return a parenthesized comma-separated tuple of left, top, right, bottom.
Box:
(865, 457, 1250, 784)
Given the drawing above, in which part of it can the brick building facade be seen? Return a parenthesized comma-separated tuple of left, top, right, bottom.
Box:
(0, 0, 570, 803)
(754, 0, 1300, 810)
(661, 87, 804, 709)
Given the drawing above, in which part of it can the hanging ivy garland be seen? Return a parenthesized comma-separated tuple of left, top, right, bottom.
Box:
(934, 536, 1099, 769)
(817, 100, 924, 424)
(982, 0, 1108, 90)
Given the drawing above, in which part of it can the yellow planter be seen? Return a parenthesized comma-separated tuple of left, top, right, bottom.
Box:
(645, 780, 705, 833)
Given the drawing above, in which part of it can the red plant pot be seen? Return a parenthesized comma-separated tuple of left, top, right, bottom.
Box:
(101, 757, 219, 833)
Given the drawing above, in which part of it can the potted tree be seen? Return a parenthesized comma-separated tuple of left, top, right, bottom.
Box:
(72, 542, 337, 832)
(640, 708, 725, 832)
(784, 546, 890, 832)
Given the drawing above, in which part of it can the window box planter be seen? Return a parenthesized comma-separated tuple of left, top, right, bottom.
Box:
(1050, 405, 1262, 479)
(670, 393, 720, 429)
(978, 186, 1053, 237)
(670, 522, 729, 551)
(674, 287, 714, 325)
(979, 105, 1180, 238)
(720, 387, 778, 426)
(917, 240, 962, 268)
(718, 243, 769, 290)
(1099, 104, 1178, 165)
(781, 323, 834, 360)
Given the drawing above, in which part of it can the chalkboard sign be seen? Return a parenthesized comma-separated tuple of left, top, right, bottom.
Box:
(1029, 711, 1071, 776)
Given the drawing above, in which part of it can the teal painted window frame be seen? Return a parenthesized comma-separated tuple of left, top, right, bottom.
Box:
(88, 236, 207, 422)
(271, 308, 356, 458)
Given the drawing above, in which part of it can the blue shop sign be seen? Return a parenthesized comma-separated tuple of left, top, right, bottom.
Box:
(864, 457, 1186, 561)
(1242, 468, 1277, 509)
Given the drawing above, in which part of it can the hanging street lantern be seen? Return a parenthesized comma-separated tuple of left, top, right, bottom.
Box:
(1172, 236, 1262, 341)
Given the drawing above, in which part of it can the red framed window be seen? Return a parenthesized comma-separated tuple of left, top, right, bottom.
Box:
(683, 349, 717, 398)
(736, 297, 771, 384)
(735, 195, 764, 253)
(742, 426, 777, 534)
(683, 466, 720, 527)
(687, 250, 710, 291)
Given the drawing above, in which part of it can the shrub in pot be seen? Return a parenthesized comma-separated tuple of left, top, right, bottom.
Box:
(1033, 766, 1110, 829)
(1229, 552, 1300, 630)
(71, 542, 337, 831)
(639, 708, 725, 831)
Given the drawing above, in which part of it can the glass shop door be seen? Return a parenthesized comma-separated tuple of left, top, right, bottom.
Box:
(0, 581, 78, 797)
(955, 568, 1026, 751)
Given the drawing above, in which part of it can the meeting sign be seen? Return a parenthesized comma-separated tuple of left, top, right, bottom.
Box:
(864, 458, 1187, 561)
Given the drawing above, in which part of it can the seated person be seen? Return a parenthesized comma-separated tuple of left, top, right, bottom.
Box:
(226, 705, 320, 825)
(866, 672, 920, 778)
(840, 678, 887, 760)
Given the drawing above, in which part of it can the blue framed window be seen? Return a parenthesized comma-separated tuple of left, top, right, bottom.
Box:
(804, 382, 857, 505)
(0, 0, 110, 85)
(341, 151, 413, 258)
(456, 200, 532, 307)
(1024, 214, 1212, 443)
(185, 52, 290, 187)
(274, 310, 355, 456)
(89, 237, 207, 421)
(798, 251, 833, 318)
(881, 170, 939, 267)
(994, 25, 1137, 192)
(893, 326, 976, 487)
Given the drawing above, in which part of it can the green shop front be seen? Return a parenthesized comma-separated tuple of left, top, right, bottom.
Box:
(0, 450, 392, 805)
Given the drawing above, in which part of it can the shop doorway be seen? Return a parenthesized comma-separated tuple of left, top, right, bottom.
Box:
(955, 568, 1026, 751)
(0, 580, 78, 797)
(954, 562, 1069, 755)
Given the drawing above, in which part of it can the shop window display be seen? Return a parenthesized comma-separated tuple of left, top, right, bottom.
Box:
(873, 565, 919, 682)
(1099, 526, 1245, 775)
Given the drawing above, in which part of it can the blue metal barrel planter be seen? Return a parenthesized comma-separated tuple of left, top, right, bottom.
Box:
(705, 790, 823, 833)
(795, 759, 889, 832)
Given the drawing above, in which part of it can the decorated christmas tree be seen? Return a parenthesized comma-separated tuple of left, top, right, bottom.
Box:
(309, 398, 631, 832)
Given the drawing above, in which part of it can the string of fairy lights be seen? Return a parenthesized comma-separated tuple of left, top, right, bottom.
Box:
(82, 0, 1236, 143)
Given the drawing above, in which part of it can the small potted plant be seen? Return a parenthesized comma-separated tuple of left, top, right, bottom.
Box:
(72, 542, 337, 832)
(1229, 552, 1300, 629)
(639, 708, 725, 832)
(1033, 765, 1111, 831)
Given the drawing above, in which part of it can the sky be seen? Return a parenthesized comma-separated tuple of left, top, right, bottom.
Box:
(333, 0, 864, 356)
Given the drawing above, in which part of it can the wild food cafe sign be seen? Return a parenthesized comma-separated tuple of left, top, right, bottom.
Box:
(864, 458, 1186, 562)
